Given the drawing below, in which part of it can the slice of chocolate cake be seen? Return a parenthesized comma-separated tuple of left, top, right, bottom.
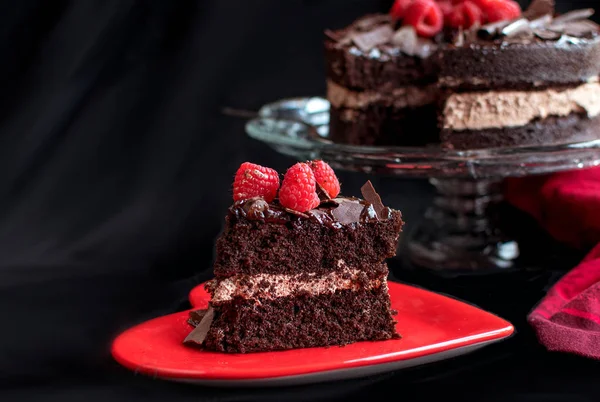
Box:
(324, 0, 600, 150)
(184, 161, 403, 353)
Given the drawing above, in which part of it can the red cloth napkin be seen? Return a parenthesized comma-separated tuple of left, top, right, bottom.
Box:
(505, 168, 600, 359)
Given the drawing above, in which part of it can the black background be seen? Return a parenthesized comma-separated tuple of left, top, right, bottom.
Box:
(1, 1, 599, 401)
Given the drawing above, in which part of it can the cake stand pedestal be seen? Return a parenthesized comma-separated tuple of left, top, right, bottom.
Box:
(408, 177, 518, 273)
(245, 97, 600, 275)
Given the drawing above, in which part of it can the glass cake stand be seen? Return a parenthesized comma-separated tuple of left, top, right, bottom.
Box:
(245, 97, 600, 275)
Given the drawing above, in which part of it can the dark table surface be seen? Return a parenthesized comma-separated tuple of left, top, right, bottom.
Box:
(1, 1, 599, 401)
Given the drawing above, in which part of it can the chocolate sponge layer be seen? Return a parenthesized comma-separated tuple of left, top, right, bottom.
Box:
(202, 285, 399, 353)
(213, 209, 403, 277)
(441, 113, 600, 150)
(437, 39, 600, 89)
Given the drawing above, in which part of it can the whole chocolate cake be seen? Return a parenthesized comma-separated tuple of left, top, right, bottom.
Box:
(184, 161, 403, 353)
(325, 0, 600, 149)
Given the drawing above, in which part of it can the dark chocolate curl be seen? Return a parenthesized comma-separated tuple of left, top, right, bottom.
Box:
(188, 309, 207, 327)
(184, 307, 214, 345)
(360, 181, 385, 218)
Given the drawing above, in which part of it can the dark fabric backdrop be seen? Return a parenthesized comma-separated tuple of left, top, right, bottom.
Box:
(1, 1, 599, 401)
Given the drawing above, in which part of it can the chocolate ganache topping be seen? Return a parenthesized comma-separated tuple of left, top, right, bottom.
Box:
(230, 180, 393, 228)
(326, 1, 599, 58)
(325, 13, 438, 59)
(472, 1, 599, 44)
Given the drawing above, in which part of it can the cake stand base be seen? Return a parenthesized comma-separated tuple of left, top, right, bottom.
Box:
(406, 178, 520, 275)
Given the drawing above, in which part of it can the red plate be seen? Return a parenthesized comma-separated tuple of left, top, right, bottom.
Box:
(111, 281, 514, 387)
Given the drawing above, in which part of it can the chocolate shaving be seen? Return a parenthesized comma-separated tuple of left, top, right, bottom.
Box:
(389, 26, 436, 58)
(529, 14, 553, 30)
(316, 181, 332, 201)
(551, 8, 595, 27)
(478, 19, 514, 39)
(332, 197, 357, 203)
(523, 0, 555, 20)
(319, 197, 340, 207)
(336, 34, 355, 46)
(351, 25, 394, 52)
(501, 18, 533, 37)
(184, 307, 214, 345)
(391, 26, 417, 54)
(360, 181, 385, 218)
(328, 30, 354, 46)
(353, 14, 392, 31)
(331, 199, 367, 225)
(478, 4, 598, 42)
(324, 29, 343, 42)
(479, 5, 597, 41)
(188, 309, 207, 327)
(534, 28, 562, 40)
(284, 208, 310, 218)
(561, 20, 600, 38)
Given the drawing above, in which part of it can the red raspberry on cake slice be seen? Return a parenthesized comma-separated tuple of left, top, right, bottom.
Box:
(309, 160, 341, 199)
(233, 162, 280, 202)
(279, 162, 321, 213)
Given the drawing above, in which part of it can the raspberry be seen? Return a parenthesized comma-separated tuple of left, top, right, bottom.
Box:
(232, 162, 280, 203)
(437, 1, 454, 17)
(390, 0, 414, 20)
(404, 0, 444, 38)
(468, 0, 496, 7)
(278, 163, 320, 213)
(481, 0, 521, 23)
(309, 160, 341, 199)
(446, 1, 483, 28)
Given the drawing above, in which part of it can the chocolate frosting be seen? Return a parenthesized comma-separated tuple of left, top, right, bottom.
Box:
(230, 184, 393, 228)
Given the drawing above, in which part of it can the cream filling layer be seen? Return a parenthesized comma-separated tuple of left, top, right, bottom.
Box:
(443, 82, 600, 131)
(210, 261, 385, 303)
(327, 80, 437, 109)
